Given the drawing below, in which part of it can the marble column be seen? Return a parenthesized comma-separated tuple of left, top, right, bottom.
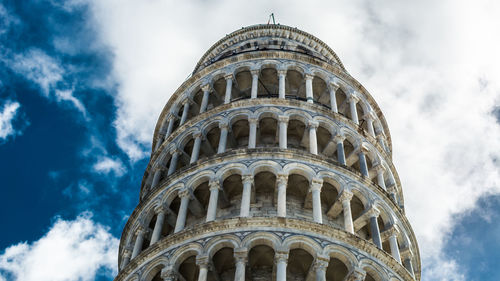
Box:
(174, 189, 191, 233)
(275, 252, 288, 281)
(375, 164, 386, 189)
(340, 190, 354, 234)
(278, 116, 289, 149)
(364, 114, 376, 137)
(180, 100, 190, 126)
(190, 132, 202, 164)
(358, 149, 369, 177)
(151, 167, 163, 188)
(278, 70, 287, 99)
(199, 84, 211, 113)
(308, 120, 319, 155)
(248, 117, 258, 149)
(345, 267, 366, 281)
(305, 74, 314, 103)
(387, 184, 398, 204)
(276, 173, 288, 217)
(206, 179, 220, 222)
(368, 208, 382, 249)
(377, 134, 388, 152)
(218, 122, 229, 153)
(196, 256, 209, 281)
(233, 248, 247, 281)
(165, 115, 175, 138)
(334, 135, 346, 165)
(155, 118, 169, 151)
(250, 70, 259, 99)
(240, 175, 253, 217)
(224, 74, 233, 104)
(167, 148, 179, 176)
(348, 95, 359, 125)
(314, 257, 329, 281)
(150, 206, 166, 245)
(329, 82, 339, 113)
(310, 178, 323, 223)
(131, 226, 145, 259)
(388, 227, 402, 263)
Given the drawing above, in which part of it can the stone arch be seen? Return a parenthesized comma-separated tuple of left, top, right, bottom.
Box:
(359, 259, 388, 281)
(282, 235, 321, 255)
(170, 243, 204, 270)
(205, 235, 241, 259)
(241, 232, 281, 250)
(185, 170, 215, 192)
(216, 163, 248, 182)
(282, 162, 316, 182)
(141, 256, 169, 281)
(248, 160, 282, 176)
(322, 244, 357, 271)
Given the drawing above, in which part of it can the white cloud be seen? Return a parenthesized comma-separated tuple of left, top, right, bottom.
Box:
(55, 89, 88, 118)
(0, 100, 22, 141)
(0, 213, 118, 281)
(93, 156, 126, 176)
(86, 0, 500, 279)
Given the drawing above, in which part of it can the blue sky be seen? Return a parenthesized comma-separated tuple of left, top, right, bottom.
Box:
(0, 1, 499, 281)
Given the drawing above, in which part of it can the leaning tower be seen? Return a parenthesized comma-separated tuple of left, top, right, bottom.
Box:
(114, 24, 420, 281)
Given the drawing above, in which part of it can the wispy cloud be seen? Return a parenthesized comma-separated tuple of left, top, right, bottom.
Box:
(93, 156, 126, 177)
(0, 100, 24, 142)
(0, 213, 118, 281)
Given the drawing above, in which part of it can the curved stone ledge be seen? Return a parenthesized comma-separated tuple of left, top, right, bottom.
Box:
(115, 217, 417, 281)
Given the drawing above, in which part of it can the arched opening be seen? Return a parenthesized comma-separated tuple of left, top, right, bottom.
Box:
(247, 245, 275, 280)
(287, 248, 314, 280)
(221, 174, 243, 218)
(356, 102, 365, 127)
(145, 265, 165, 281)
(312, 76, 328, 107)
(351, 195, 369, 239)
(178, 255, 199, 281)
(365, 273, 377, 281)
(325, 257, 348, 281)
(321, 181, 340, 225)
(231, 119, 249, 148)
(185, 182, 209, 228)
(257, 116, 278, 147)
(287, 119, 306, 150)
(336, 88, 348, 118)
(212, 77, 227, 103)
(234, 70, 252, 100)
(287, 174, 310, 217)
(254, 172, 276, 214)
(210, 247, 235, 280)
(286, 70, 305, 100)
(258, 67, 278, 97)
(202, 126, 219, 159)
(317, 125, 332, 155)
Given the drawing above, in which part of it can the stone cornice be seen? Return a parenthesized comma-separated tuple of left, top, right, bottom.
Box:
(114, 218, 419, 281)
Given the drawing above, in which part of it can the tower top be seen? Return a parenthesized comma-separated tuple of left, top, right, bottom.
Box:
(193, 24, 346, 74)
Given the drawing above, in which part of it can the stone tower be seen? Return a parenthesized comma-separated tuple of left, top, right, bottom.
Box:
(114, 24, 420, 281)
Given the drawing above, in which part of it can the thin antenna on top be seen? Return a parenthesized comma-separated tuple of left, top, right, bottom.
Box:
(267, 13, 276, 24)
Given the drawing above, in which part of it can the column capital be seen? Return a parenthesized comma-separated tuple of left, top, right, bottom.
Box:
(305, 73, 314, 80)
(313, 257, 329, 271)
(276, 173, 288, 185)
(192, 131, 202, 138)
(339, 190, 353, 202)
(310, 178, 323, 191)
(181, 98, 192, 106)
(135, 225, 147, 236)
(387, 184, 397, 194)
(386, 224, 400, 237)
(178, 188, 192, 199)
(333, 134, 345, 143)
(201, 83, 211, 92)
(345, 267, 366, 281)
(278, 115, 289, 123)
(122, 248, 132, 258)
(160, 267, 177, 280)
(248, 117, 258, 124)
(169, 146, 180, 155)
(250, 69, 259, 76)
(224, 74, 233, 80)
(274, 251, 288, 263)
(234, 247, 248, 262)
(374, 164, 386, 173)
(196, 255, 210, 267)
(367, 207, 380, 218)
(308, 120, 319, 129)
(347, 94, 359, 103)
(154, 204, 168, 214)
(167, 113, 177, 121)
(277, 69, 287, 76)
(208, 179, 220, 190)
(242, 174, 254, 184)
(218, 121, 229, 129)
(329, 81, 341, 91)
(363, 112, 376, 121)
